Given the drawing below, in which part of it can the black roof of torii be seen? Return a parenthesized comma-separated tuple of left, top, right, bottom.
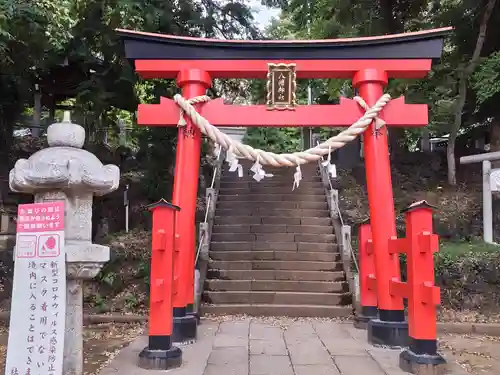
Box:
(116, 27, 452, 61)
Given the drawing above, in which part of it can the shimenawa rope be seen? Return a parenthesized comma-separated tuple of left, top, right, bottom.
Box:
(174, 93, 391, 186)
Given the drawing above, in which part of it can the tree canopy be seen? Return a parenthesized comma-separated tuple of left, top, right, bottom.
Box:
(0, 0, 260, 203)
(255, 0, 500, 184)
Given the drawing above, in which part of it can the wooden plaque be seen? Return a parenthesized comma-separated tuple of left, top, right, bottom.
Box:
(266, 63, 297, 110)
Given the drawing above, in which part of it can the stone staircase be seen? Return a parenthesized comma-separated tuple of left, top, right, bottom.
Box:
(201, 160, 352, 317)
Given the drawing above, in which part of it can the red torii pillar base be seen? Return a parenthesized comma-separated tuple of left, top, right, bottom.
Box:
(368, 319, 409, 348)
(354, 306, 379, 330)
(139, 342, 182, 371)
(400, 343, 446, 375)
(172, 310, 197, 345)
(187, 308, 201, 325)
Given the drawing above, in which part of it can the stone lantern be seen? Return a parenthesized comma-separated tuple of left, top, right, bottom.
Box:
(9, 112, 120, 375)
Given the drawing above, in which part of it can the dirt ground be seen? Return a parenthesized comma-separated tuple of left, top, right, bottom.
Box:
(441, 333, 500, 374)
(0, 322, 144, 375)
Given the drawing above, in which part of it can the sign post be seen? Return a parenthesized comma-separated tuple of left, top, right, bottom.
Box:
(5, 201, 66, 375)
(124, 184, 129, 233)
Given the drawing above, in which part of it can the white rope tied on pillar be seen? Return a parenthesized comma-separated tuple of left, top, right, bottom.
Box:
(173, 93, 391, 168)
(355, 96, 387, 130)
(177, 95, 212, 127)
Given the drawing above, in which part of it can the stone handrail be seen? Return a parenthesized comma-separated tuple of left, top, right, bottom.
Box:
(313, 134, 360, 316)
(194, 147, 224, 314)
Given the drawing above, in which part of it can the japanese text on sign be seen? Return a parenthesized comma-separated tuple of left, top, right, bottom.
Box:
(5, 201, 66, 375)
(266, 63, 297, 110)
(16, 204, 62, 233)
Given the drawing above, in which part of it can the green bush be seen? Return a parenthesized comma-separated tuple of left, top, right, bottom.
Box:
(398, 240, 500, 311)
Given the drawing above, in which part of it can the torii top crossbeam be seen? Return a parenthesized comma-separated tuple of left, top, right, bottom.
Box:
(118, 27, 450, 78)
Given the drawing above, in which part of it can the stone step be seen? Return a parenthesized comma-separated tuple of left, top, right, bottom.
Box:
(219, 181, 323, 189)
(210, 242, 338, 252)
(206, 269, 345, 282)
(205, 279, 348, 293)
(203, 291, 351, 306)
(210, 251, 340, 262)
(217, 194, 326, 202)
(216, 201, 328, 210)
(210, 260, 342, 272)
(219, 187, 325, 195)
(210, 233, 336, 243)
(212, 224, 333, 235)
(215, 208, 330, 218)
(214, 216, 332, 226)
(201, 304, 352, 318)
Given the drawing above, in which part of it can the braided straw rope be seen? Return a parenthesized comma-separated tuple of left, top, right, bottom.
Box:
(174, 93, 391, 167)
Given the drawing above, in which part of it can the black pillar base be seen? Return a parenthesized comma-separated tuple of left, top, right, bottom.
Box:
(354, 306, 378, 330)
(187, 311, 201, 325)
(172, 314, 197, 345)
(138, 346, 182, 370)
(186, 303, 201, 325)
(368, 310, 409, 348)
(400, 341, 447, 375)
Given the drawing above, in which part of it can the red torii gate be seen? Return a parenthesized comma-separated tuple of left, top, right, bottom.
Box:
(118, 26, 450, 367)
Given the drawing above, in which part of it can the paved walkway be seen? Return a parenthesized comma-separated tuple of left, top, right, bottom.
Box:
(99, 317, 468, 375)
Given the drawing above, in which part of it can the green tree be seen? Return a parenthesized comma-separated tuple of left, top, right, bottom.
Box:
(262, 0, 500, 188)
(259, 0, 436, 155)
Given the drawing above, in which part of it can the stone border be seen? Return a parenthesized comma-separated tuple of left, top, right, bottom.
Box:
(1, 311, 498, 336)
(0, 312, 146, 325)
(437, 322, 500, 336)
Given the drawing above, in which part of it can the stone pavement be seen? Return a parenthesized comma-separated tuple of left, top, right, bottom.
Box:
(99, 317, 468, 375)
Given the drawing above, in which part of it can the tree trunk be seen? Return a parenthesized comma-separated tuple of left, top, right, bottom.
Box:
(32, 85, 42, 138)
(389, 127, 406, 158)
(0, 116, 14, 211)
(447, 0, 497, 185)
(378, 0, 402, 33)
(490, 118, 500, 151)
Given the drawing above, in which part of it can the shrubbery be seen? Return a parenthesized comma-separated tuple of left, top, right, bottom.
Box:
(397, 241, 500, 313)
(436, 241, 500, 312)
